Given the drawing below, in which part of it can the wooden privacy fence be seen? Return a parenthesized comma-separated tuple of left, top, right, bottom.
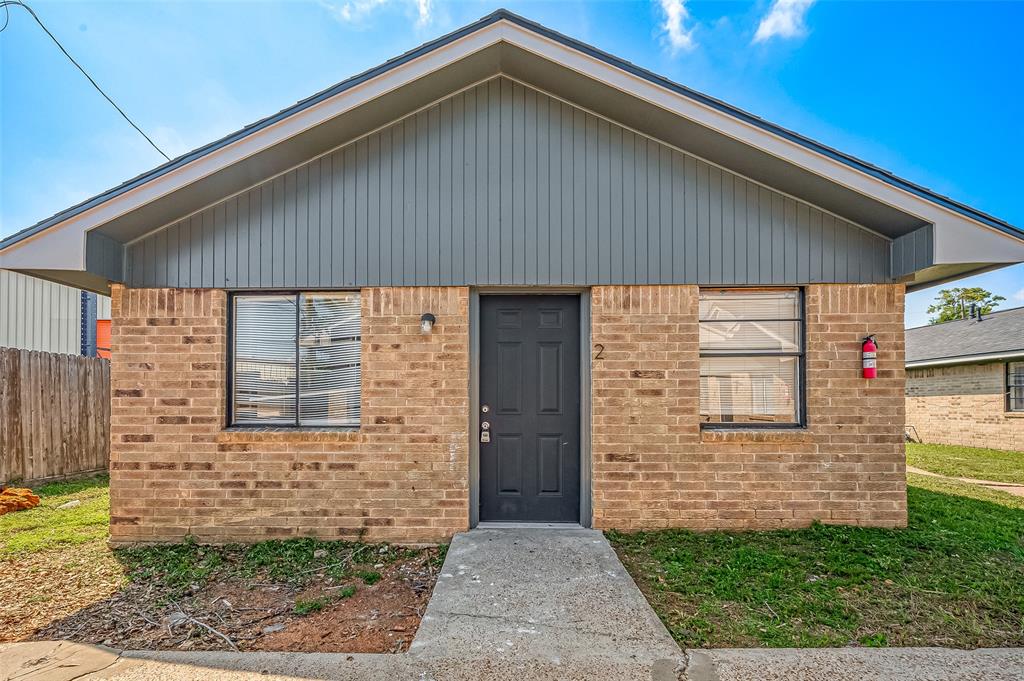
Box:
(1, 348, 110, 484)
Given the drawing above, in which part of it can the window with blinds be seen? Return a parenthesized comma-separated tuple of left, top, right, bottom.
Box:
(1008, 362, 1024, 413)
(232, 292, 361, 427)
(699, 289, 803, 427)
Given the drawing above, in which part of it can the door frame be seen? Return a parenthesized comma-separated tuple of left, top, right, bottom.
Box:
(469, 287, 592, 528)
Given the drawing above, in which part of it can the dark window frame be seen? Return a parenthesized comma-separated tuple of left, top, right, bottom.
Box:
(227, 290, 362, 429)
(1007, 361, 1024, 413)
(699, 287, 806, 430)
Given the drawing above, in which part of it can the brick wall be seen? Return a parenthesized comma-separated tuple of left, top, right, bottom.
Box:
(111, 282, 906, 544)
(906, 363, 1023, 451)
(109, 286, 469, 545)
(591, 284, 907, 530)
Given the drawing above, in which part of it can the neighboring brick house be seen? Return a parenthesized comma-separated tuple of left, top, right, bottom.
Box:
(906, 306, 1024, 451)
(2, 11, 1023, 544)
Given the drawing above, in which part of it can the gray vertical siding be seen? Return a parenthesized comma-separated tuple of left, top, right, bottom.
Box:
(86, 232, 124, 283)
(127, 77, 892, 288)
(891, 224, 934, 279)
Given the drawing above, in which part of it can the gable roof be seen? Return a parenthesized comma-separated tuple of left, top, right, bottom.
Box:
(2, 8, 1020, 255)
(2, 8, 1023, 293)
(906, 306, 1024, 367)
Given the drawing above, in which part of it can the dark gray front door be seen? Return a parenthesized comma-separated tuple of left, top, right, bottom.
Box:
(479, 295, 580, 523)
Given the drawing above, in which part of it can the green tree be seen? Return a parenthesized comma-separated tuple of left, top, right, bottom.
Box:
(927, 287, 1005, 324)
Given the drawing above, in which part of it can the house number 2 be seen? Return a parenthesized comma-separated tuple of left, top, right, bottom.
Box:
(594, 344, 605, 360)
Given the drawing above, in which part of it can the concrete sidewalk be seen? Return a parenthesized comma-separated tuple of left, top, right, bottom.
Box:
(691, 647, 1024, 681)
(4, 641, 1024, 681)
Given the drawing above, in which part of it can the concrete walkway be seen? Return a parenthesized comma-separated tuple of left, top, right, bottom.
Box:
(409, 527, 685, 674)
(907, 465, 1024, 497)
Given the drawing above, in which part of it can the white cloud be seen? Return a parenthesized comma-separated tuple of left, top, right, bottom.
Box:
(658, 0, 697, 53)
(1013, 287, 1024, 302)
(320, 0, 432, 27)
(753, 0, 815, 43)
(414, 0, 432, 26)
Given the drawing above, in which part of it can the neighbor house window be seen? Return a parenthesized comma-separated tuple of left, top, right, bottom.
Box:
(232, 292, 361, 427)
(1008, 362, 1024, 412)
(699, 289, 803, 427)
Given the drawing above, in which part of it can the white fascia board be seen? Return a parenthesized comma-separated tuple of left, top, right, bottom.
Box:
(932, 217, 1024, 264)
(0, 229, 86, 270)
(3, 18, 1020, 274)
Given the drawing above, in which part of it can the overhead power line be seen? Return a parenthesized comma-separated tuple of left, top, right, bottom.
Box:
(0, 0, 171, 161)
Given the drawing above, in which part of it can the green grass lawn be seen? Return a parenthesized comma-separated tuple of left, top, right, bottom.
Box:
(610, 474, 1024, 649)
(0, 475, 110, 556)
(907, 442, 1024, 484)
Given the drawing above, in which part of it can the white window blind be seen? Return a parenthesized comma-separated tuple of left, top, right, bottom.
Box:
(1009, 362, 1024, 413)
(699, 290, 803, 426)
(233, 293, 361, 427)
(299, 293, 361, 427)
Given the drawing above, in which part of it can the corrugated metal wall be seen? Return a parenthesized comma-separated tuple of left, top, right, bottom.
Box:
(0, 270, 111, 353)
(126, 76, 892, 289)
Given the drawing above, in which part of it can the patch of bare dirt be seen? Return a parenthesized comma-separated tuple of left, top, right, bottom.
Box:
(255, 559, 432, 653)
(0, 542, 126, 642)
(29, 547, 442, 653)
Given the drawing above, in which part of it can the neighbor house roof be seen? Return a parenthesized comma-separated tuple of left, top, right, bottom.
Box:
(906, 306, 1024, 367)
(2, 8, 1024, 293)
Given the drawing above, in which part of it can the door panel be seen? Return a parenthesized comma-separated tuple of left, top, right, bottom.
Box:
(480, 295, 581, 523)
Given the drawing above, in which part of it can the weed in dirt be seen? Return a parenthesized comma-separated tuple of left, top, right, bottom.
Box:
(294, 585, 356, 616)
(116, 537, 413, 596)
(294, 595, 333, 615)
(358, 570, 382, 585)
(117, 537, 224, 595)
(430, 544, 449, 569)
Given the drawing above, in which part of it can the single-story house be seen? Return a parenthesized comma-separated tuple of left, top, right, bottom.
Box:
(906, 306, 1024, 451)
(2, 10, 1024, 544)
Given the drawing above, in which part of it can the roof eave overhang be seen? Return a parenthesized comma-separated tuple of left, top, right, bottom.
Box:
(907, 350, 1024, 369)
(2, 10, 1022, 290)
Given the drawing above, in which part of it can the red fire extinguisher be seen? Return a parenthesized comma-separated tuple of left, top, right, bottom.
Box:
(862, 335, 878, 379)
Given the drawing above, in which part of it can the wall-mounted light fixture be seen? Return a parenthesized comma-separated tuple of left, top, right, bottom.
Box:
(420, 313, 436, 335)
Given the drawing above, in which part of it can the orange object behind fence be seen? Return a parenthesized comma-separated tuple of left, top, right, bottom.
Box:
(96, 319, 111, 359)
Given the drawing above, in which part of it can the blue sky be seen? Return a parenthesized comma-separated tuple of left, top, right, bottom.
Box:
(2, 0, 1021, 326)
